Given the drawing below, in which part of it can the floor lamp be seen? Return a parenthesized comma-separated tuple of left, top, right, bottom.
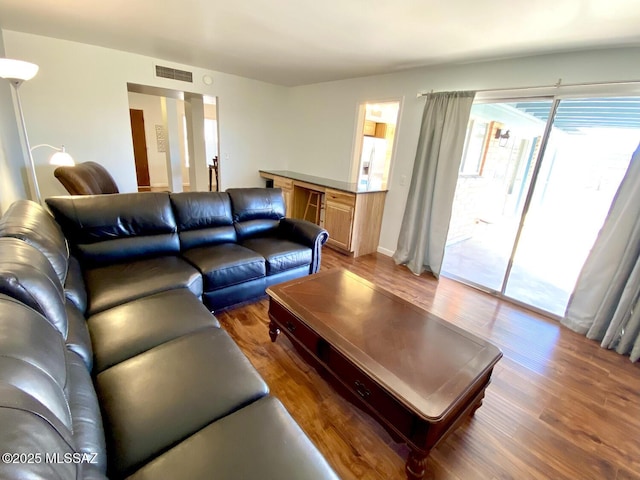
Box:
(0, 58, 73, 203)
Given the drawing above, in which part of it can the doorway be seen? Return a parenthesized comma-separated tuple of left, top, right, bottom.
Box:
(442, 95, 640, 316)
(126, 84, 219, 193)
(351, 101, 401, 190)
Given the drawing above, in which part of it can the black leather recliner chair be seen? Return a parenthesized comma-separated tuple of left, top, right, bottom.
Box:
(54, 161, 120, 195)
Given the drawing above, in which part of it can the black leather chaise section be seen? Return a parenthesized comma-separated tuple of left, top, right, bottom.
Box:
(126, 396, 340, 480)
(88, 289, 219, 373)
(96, 328, 269, 478)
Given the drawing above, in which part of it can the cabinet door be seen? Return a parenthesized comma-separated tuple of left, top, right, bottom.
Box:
(324, 200, 354, 251)
(274, 178, 293, 217)
(363, 120, 376, 136)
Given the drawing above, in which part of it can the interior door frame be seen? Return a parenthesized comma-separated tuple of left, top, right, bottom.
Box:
(349, 97, 404, 186)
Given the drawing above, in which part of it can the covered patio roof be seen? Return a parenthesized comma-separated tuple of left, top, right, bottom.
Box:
(514, 97, 640, 131)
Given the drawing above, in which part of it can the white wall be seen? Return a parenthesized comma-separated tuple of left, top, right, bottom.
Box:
(0, 31, 28, 213)
(2, 30, 290, 199)
(286, 47, 640, 255)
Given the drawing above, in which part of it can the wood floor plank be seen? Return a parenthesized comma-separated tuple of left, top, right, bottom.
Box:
(216, 249, 640, 479)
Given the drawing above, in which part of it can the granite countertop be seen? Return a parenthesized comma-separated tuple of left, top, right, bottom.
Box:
(259, 170, 387, 194)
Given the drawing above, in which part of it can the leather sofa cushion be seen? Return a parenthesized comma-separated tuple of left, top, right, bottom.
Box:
(170, 192, 237, 250)
(234, 218, 281, 240)
(203, 277, 267, 312)
(65, 302, 93, 370)
(182, 243, 265, 291)
(64, 255, 88, 314)
(126, 396, 339, 480)
(0, 238, 68, 339)
(0, 402, 79, 480)
(200, 267, 313, 312)
(96, 327, 268, 478)
(84, 256, 203, 315)
(0, 200, 69, 284)
(227, 188, 285, 241)
(243, 238, 312, 275)
(46, 193, 180, 267)
(0, 296, 71, 431)
(88, 289, 219, 373)
(64, 349, 107, 473)
(227, 188, 285, 222)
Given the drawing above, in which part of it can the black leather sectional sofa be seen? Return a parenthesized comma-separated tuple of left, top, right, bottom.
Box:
(0, 189, 337, 479)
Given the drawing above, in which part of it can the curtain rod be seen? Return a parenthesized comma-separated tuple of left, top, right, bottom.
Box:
(416, 79, 640, 97)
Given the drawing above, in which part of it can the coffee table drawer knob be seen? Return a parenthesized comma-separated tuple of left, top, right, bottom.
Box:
(354, 380, 371, 399)
(285, 321, 297, 333)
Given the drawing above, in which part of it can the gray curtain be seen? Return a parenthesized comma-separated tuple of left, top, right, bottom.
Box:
(393, 91, 475, 277)
(563, 143, 640, 362)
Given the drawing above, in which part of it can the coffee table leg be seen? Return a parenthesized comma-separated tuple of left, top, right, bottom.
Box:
(406, 450, 429, 480)
(269, 320, 281, 342)
(471, 390, 486, 415)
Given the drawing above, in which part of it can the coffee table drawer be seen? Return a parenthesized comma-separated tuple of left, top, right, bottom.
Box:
(326, 346, 414, 440)
(269, 301, 320, 354)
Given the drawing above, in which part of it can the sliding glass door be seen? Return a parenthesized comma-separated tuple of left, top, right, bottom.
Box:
(442, 95, 640, 316)
(442, 99, 554, 291)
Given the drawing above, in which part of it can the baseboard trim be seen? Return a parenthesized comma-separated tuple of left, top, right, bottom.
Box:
(376, 246, 394, 257)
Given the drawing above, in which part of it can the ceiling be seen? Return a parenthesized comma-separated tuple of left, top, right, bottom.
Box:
(1, 0, 639, 86)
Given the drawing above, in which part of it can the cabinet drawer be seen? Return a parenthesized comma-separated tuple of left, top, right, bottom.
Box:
(269, 301, 320, 354)
(326, 346, 414, 439)
(274, 177, 293, 190)
(325, 189, 355, 207)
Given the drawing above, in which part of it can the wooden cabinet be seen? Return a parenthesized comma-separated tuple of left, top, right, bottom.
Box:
(363, 120, 387, 139)
(374, 122, 387, 138)
(363, 120, 376, 136)
(259, 171, 387, 257)
(274, 177, 293, 217)
(350, 190, 387, 257)
(324, 189, 355, 251)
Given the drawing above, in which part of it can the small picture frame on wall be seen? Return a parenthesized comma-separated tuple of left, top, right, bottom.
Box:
(155, 125, 167, 153)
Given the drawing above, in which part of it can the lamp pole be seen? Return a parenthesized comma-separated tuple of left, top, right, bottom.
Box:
(1, 59, 41, 203)
(9, 79, 42, 203)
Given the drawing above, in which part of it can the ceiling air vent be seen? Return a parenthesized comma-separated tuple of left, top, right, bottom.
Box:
(155, 65, 193, 83)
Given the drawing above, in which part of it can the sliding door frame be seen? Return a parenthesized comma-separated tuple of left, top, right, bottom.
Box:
(500, 98, 560, 295)
(444, 83, 640, 318)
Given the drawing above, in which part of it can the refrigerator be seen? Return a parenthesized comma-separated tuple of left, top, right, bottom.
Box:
(357, 136, 388, 190)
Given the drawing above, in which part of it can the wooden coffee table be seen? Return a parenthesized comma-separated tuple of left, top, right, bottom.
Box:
(266, 269, 502, 480)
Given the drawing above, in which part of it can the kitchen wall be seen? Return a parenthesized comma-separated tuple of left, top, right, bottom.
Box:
(286, 47, 640, 255)
(0, 31, 27, 213)
(2, 30, 290, 200)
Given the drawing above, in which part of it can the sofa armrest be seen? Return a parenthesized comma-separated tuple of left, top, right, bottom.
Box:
(279, 218, 329, 274)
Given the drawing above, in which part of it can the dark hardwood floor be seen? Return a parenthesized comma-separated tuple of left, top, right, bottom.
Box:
(216, 249, 640, 480)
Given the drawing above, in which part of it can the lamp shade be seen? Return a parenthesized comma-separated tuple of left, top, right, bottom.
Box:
(50, 151, 75, 167)
(0, 58, 39, 82)
(30, 144, 75, 167)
